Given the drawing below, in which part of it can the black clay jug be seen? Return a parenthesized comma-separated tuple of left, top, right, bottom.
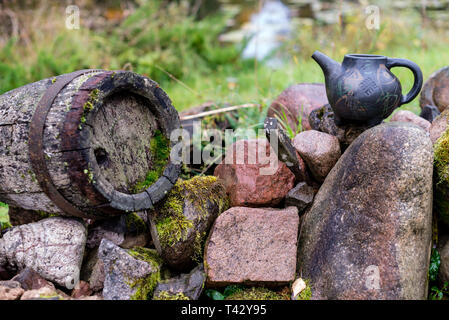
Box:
(312, 51, 423, 127)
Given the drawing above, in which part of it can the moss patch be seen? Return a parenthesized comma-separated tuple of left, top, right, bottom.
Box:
(127, 246, 163, 268)
(133, 130, 170, 193)
(225, 287, 290, 300)
(127, 247, 163, 300)
(124, 212, 147, 234)
(153, 176, 229, 248)
(192, 231, 206, 263)
(434, 127, 449, 186)
(433, 127, 449, 225)
(79, 88, 100, 131)
(153, 291, 190, 300)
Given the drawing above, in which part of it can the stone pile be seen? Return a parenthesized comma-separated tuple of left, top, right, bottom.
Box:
(1, 75, 448, 300)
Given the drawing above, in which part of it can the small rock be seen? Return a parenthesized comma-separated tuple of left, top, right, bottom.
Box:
(420, 66, 449, 112)
(153, 264, 206, 300)
(99, 239, 162, 300)
(71, 280, 93, 299)
(430, 108, 449, 144)
(11, 267, 56, 291)
(0, 280, 24, 300)
(298, 122, 433, 299)
(420, 105, 440, 123)
(285, 182, 315, 213)
(390, 110, 431, 132)
(0, 217, 87, 289)
(292, 130, 341, 182)
(214, 139, 296, 206)
(308, 104, 370, 148)
(205, 206, 299, 286)
(80, 248, 105, 292)
(267, 83, 328, 131)
(20, 287, 60, 300)
(86, 212, 149, 250)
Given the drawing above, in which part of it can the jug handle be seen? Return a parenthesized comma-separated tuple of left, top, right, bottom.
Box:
(385, 58, 423, 105)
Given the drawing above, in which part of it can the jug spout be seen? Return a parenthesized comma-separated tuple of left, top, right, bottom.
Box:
(312, 50, 341, 79)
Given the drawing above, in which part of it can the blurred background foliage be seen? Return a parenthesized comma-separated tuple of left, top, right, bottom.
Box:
(1, 0, 449, 114)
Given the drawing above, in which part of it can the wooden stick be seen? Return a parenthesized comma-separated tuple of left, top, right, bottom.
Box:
(180, 103, 260, 121)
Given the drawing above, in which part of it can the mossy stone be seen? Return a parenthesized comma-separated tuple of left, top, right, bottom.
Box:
(127, 247, 162, 300)
(434, 127, 449, 225)
(150, 176, 228, 270)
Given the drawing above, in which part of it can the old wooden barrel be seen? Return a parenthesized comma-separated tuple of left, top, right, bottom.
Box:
(0, 69, 180, 219)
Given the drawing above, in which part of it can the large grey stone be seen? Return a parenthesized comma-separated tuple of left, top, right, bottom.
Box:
(0, 217, 87, 289)
(297, 122, 433, 300)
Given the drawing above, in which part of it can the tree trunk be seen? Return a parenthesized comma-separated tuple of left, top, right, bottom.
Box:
(0, 70, 180, 219)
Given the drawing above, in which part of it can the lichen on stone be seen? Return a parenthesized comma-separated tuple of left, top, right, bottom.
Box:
(133, 130, 170, 193)
(128, 271, 160, 300)
(225, 287, 290, 300)
(153, 291, 190, 300)
(126, 247, 163, 300)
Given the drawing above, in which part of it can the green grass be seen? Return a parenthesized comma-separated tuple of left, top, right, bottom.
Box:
(0, 1, 448, 118)
(0, 202, 10, 228)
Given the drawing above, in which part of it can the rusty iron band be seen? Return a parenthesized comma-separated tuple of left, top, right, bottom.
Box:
(29, 69, 101, 217)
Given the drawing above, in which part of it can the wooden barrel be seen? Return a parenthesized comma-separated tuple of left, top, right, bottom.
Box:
(0, 70, 180, 219)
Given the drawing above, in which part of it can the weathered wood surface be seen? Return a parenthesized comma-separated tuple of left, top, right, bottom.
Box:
(0, 70, 180, 218)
